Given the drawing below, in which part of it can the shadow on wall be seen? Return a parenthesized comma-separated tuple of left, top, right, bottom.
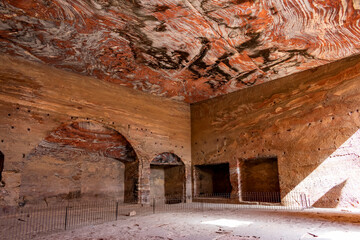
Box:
(19, 121, 139, 205)
(286, 129, 360, 209)
(313, 180, 347, 208)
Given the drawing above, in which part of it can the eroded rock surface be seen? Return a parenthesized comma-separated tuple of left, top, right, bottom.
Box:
(44, 121, 137, 162)
(191, 55, 360, 209)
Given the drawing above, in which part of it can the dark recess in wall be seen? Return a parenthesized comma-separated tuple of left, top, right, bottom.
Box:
(195, 163, 232, 197)
(240, 157, 280, 203)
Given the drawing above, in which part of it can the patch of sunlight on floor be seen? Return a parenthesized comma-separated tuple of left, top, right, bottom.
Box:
(318, 230, 360, 239)
(201, 219, 252, 228)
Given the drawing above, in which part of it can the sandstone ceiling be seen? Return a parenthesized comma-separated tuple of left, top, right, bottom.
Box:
(1, 0, 360, 103)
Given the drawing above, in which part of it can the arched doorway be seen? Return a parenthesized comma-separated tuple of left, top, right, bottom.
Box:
(21, 121, 138, 203)
(150, 152, 185, 203)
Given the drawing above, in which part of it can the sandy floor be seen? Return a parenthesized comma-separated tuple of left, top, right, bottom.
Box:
(32, 208, 360, 240)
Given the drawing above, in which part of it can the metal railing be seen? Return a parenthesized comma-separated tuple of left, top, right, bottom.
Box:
(0, 191, 311, 240)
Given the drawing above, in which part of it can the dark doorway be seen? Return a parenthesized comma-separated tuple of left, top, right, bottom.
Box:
(150, 153, 185, 204)
(240, 157, 281, 203)
(195, 163, 232, 197)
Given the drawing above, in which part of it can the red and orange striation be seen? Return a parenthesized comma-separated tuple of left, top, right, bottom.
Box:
(1, 0, 360, 102)
(44, 121, 136, 162)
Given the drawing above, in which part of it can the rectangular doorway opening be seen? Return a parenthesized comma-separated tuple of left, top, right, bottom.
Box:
(240, 157, 281, 203)
(194, 163, 232, 198)
(150, 165, 184, 204)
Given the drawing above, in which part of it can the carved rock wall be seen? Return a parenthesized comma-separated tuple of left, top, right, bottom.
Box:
(0, 54, 191, 206)
(2, 51, 360, 208)
(21, 147, 126, 204)
(191, 55, 360, 208)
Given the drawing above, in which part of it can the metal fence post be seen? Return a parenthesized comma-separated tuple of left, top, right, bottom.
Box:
(115, 201, 119, 221)
(152, 197, 155, 214)
(64, 206, 69, 230)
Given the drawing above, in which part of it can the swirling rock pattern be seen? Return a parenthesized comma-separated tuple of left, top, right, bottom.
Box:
(0, 0, 360, 102)
(43, 121, 137, 162)
(151, 152, 184, 165)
